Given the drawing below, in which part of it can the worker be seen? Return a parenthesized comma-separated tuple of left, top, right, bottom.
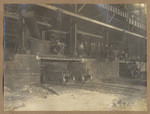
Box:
(78, 42, 84, 57)
(103, 44, 108, 61)
(108, 48, 114, 61)
(59, 42, 66, 55)
(97, 42, 101, 60)
(84, 41, 89, 57)
(89, 42, 93, 58)
(100, 43, 104, 61)
(91, 42, 96, 58)
(50, 40, 61, 55)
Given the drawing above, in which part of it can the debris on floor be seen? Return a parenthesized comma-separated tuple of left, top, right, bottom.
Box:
(4, 83, 147, 111)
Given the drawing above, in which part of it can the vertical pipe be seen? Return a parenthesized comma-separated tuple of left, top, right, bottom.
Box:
(106, 7, 109, 45)
(42, 30, 45, 40)
(138, 38, 141, 62)
(21, 19, 25, 52)
(70, 17, 77, 57)
(69, 4, 78, 57)
(75, 4, 77, 13)
(127, 18, 131, 61)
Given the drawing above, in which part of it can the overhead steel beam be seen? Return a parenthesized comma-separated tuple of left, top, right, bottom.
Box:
(37, 4, 146, 39)
(70, 17, 77, 57)
(4, 13, 52, 27)
(108, 13, 115, 23)
(131, 25, 135, 31)
(48, 29, 68, 34)
(75, 4, 78, 13)
(70, 4, 75, 12)
(78, 4, 86, 12)
(78, 31, 103, 39)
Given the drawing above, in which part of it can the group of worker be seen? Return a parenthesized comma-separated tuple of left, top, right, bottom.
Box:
(77, 41, 129, 61)
(49, 36, 130, 62)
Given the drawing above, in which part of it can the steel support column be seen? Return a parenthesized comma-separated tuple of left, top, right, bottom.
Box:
(78, 4, 86, 12)
(42, 30, 45, 40)
(70, 17, 77, 57)
(106, 9, 109, 45)
(21, 19, 26, 52)
(108, 13, 115, 23)
(69, 4, 78, 57)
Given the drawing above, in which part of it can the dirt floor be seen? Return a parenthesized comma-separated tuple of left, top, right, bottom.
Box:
(4, 82, 147, 111)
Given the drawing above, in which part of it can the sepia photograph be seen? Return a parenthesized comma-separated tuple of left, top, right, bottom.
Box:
(3, 3, 147, 111)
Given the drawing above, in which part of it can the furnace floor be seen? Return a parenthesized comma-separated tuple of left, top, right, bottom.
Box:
(4, 82, 147, 111)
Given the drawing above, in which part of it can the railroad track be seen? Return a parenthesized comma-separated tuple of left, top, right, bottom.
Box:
(40, 82, 146, 96)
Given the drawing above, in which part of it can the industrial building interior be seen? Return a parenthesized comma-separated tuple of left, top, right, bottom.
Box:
(4, 4, 147, 111)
